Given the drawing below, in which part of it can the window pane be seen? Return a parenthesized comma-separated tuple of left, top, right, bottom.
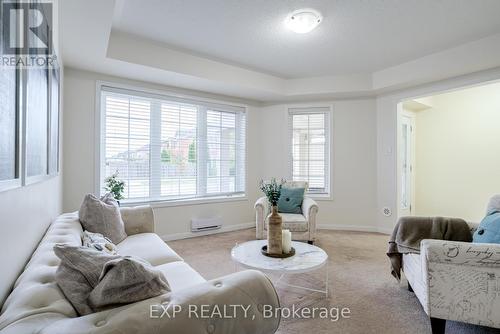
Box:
(101, 88, 246, 201)
(160, 102, 197, 197)
(290, 111, 329, 194)
(49, 69, 60, 174)
(221, 176, 235, 193)
(104, 95, 150, 199)
(26, 68, 49, 177)
(0, 67, 17, 181)
(207, 160, 220, 177)
(308, 114, 325, 129)
(205, 111, 239, 195)
(207, 177, 220, 193)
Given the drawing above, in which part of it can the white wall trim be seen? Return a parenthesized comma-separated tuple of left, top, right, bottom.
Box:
(161, 222, 254, 241)
(123, 195, 248, 208)
(318, 224, 391, 235)
(161, 223, 392, 242)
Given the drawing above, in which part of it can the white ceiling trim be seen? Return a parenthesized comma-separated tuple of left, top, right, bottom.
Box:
(61, 0, 500, 103)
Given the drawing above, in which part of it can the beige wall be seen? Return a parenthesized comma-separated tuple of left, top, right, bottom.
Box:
(259, 100, 378, 230)
(63, 68, 380, 237)
(0, 2, 64, 305)
(63, 68, 263, 240)
(0, 178, 62, 305)
(414, 82, 500, 222)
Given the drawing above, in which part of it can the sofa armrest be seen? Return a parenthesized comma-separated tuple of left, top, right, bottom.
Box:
(120, 206, 155, 235)
(420, 239, 500, 327)
(302, 197, 318, 220)
(302, 197, 318, 241)
(255, 196, 269, 213)
(255, 197, 269, 239)
(421, 239, 500, 268)
(40, 270, 280, 334)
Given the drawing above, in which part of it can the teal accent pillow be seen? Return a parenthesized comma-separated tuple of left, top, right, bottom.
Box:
(473, 211, 500, 244)
(278, 187, 305, 214)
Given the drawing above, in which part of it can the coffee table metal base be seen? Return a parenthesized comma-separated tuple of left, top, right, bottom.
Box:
(273, 262, 329, 297)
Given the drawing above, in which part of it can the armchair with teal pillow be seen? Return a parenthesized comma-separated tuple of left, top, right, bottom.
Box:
(255, 181, 319, 244)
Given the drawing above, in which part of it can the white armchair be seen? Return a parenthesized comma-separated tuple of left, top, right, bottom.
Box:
(255, 181, 319, 244)
(403, 195, 500, 333)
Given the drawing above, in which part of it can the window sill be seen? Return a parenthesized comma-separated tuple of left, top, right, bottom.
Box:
(0, 179, 22, 193)
(309, 193, 332, 201)
(120, 194, 248, 208)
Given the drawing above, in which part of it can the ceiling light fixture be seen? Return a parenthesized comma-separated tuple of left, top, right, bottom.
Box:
(285, 8, 323, 34)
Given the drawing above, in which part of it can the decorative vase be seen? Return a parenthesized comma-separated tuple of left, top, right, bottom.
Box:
(267, 205, 283, 255)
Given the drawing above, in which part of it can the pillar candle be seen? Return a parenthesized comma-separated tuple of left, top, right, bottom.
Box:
(282, 229, 292, 254)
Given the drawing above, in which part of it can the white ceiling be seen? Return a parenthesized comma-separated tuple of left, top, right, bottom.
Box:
(60, 0, 500, 102)
(112, 0, 500, 79)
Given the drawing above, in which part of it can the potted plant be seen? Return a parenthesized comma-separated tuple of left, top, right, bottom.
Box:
(104, 171, 125, 205)
(259, 178, 284, 255)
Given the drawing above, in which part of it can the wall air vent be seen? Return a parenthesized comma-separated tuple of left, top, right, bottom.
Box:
(382, 207, 392, 217)
(191, 217, 222, 232)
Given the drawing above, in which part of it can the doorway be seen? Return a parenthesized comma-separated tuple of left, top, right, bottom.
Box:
(396, 81, 500, 222)
(397, 107, 415, 218)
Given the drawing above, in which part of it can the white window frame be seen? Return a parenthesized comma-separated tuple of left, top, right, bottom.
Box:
(288, 106, 332, 199)
(0, 67, 22, 192)
(95, 81, 248, 207)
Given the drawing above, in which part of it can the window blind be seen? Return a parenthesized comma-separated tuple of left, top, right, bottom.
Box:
(101, 87, 246, 202)
(289, 107, 330, 194)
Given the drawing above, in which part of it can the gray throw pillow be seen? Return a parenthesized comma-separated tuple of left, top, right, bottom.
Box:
(54, 244, 170, 316)
(79, 194, 127, 244)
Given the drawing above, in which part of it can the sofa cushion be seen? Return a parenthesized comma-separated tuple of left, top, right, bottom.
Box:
(155, 261, 206, 291)
(117, 233, 183, 266)
(265, 213, 308, 232)
(79, 194, 127, 244)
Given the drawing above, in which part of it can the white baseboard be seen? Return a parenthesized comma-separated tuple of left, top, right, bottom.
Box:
(376, 227, 393, 235)
(161, 222, 392, 241)
(161, 222, 254, 241)
(318, 224, 392, 235)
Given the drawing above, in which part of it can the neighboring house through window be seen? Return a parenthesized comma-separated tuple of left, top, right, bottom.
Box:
(99, 85, 246, 203)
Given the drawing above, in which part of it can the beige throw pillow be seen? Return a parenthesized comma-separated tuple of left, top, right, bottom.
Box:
(54, 244, 170, 316)
(79, 194, 127, 244)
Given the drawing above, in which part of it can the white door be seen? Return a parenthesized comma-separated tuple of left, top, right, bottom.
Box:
(398, 113, 415, 217)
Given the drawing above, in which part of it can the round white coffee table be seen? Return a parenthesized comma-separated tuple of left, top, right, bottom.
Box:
(231, 240, 329, 297)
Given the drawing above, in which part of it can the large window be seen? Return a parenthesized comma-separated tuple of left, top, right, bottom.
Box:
(289, 107, 331, 195)
(0, 1, 60, 193)
(100, 86, 246, 203)
(0, 65, 18, 184)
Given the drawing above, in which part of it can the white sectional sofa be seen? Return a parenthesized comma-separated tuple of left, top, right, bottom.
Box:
(0, 206, 280, 334)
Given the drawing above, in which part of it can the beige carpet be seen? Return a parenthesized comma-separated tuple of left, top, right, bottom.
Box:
(168, 229, 500, 334)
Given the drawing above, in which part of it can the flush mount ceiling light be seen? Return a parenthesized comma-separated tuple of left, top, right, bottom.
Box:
(285, 8, 323, 34)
